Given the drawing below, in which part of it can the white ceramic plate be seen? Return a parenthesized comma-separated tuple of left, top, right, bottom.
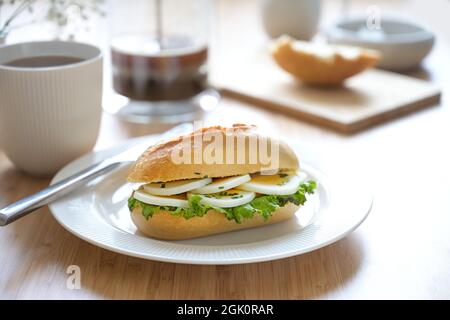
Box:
(49, 135, 372, 265)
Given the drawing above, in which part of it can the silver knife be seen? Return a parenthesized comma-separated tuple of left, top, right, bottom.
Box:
(0, 123, 193, 226)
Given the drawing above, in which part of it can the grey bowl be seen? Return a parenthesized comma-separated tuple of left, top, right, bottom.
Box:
(326, 17, 435, 71)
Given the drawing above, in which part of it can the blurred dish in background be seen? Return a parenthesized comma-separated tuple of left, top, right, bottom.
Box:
(326, 17, 435, 71)
(261, 0, 321, 40)
(112, 35, 208, 102)
(271, 35, 380, 85)
(107, 0, 219, 124)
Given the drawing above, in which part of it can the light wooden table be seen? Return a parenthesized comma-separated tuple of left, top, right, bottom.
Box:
(1, 0, 450, 299)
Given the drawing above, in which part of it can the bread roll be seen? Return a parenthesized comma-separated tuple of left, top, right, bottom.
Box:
(131, 203, 299, 240)
(127, 124, 309, 240)
(271, 35, 381, 85)
(128, 124, 299, 183)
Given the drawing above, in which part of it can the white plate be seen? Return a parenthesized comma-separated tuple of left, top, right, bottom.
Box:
(49, 135, 372, 265)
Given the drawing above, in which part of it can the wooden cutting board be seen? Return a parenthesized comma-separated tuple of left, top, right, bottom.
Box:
(210, 50, 441, 134)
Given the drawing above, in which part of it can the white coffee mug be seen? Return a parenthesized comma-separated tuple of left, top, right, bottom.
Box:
(0, 41, 103, 176)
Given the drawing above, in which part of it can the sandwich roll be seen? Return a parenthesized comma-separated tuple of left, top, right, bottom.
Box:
(127, 124, 317, 240)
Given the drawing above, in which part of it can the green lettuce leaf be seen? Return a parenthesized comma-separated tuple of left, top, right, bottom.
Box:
(128, 180, 317, 224)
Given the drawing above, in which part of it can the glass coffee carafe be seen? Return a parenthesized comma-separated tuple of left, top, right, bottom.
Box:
(107, 0, 218, 122)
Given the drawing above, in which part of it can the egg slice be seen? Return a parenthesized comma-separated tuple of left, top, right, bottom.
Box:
(191, 174, 251, 194)
(133, 190, 189, 208)
(187, 189, 255, 208)
(237, 172, 305, 195)
(143, 177, 212, 196)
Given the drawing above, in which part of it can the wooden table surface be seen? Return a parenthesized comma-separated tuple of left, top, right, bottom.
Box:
(1, 0, 450, 299)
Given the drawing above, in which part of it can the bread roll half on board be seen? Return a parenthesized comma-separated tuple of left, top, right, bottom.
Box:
(271, 35, 381, 85)
(127, 124, 316, 240)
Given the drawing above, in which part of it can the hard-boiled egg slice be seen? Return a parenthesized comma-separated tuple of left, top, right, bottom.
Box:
(191, 174, 251, 194)
(187, 189, 255, 208)
(143, 177, 212, 196)
(134, 190, 189, 208)
(237, 173, 303, 195)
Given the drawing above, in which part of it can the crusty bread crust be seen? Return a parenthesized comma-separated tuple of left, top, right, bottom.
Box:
(127, 124, 299, 183)
(131, 203, 299, 240)
(272, 36, 381, 85)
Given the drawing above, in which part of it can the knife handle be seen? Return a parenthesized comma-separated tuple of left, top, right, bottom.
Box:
(0, 161, 121, 226)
